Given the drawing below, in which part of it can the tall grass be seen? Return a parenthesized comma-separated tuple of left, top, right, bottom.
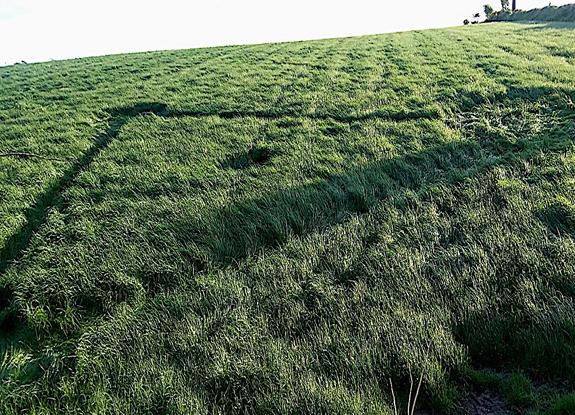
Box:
(1, 22, 575, 414)
(488, 3, 575, 23)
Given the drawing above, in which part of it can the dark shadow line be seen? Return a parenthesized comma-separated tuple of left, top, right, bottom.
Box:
(0, 103, 167, 278)
(153, 107, 441, 124)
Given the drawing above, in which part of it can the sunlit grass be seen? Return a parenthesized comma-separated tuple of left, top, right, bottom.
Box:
(1, 22, 575, 414)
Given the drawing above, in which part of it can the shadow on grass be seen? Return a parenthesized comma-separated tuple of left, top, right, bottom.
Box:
(161, 105, 442, 124)
(0, 102, 169, 327)
(3, 85, 574, 317)
(1, 85, 574, 393)
(0, 101, 439, 333)
(164, 86, 575, 269)
(0, 102, 174, 389)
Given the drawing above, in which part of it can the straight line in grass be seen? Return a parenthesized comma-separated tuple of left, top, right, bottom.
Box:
(0, 104, 167, 277)
(156, 107, 441, 123)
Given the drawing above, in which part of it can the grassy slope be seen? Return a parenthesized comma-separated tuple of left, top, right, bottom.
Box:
(1, 22, 575, 414)
(488, 4, 575, 23)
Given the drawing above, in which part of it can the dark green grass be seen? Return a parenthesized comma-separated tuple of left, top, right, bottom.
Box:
(1, 22, 575, 414)
(488, 3, 575, 23)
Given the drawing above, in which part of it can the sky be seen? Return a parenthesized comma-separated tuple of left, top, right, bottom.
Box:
(0, 0, 573, 66)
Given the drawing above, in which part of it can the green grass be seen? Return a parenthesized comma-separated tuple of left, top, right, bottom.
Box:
(1, 22, 575, 414)
(488, 3, 575, 23)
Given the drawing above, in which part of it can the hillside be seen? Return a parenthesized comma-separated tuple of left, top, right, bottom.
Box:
(1, 22, 575, 414)
(488, 3, 575, 22)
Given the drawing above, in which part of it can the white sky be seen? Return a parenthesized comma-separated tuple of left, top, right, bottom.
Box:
(0, 0, 573, 66)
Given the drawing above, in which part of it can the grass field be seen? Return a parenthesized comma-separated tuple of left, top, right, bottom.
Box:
(1, 21, 575, 414)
